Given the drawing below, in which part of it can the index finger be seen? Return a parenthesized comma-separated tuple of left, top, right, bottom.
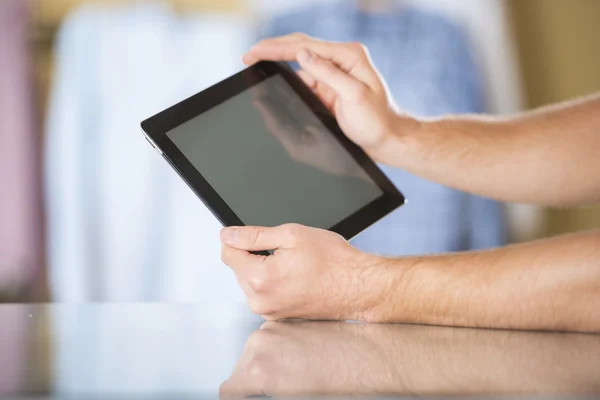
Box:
(244, 37, 378, 89)
(242, 32, 306, 65)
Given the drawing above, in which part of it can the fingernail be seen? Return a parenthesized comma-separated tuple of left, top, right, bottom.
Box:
(242, 53, 256, 65)
(221, 227, 238, 244)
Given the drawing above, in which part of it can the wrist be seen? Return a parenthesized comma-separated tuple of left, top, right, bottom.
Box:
(352, 253, 412, 323)
(370, 111, 424, 166)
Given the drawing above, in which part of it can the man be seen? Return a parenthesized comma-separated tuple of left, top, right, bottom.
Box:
(220, 34, 600, 332)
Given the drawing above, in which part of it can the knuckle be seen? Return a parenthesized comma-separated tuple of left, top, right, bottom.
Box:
(291, 32, 308, 40)
(352, 83, 370, 102)
(281, 223, 301, 241)
(248, 227, 263, 246)
(248, 298, 277, 316)
(348, 41, 366, 54)
(251, 264, 275, 292)
(247, 355, 272, 385)
(248, 273, 269, 293)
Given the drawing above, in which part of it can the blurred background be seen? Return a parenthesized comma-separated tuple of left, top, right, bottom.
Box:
(1, 0, 600, 304)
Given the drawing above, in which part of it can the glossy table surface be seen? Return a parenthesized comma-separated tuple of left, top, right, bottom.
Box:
(1, 303, 599, 399)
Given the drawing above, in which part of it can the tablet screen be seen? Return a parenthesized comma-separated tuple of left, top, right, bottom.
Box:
(166, 74, 383, 229)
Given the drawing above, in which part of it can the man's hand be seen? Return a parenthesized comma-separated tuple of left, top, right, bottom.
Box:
(220, 321, 405, 397)
(243, 33, 411, 159)
(220, 224, 385, 321)
(246, 35, 600, 206)
(222, 224, 600, 332)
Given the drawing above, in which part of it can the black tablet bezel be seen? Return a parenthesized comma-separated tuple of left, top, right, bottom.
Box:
(141, 61, 405, 242)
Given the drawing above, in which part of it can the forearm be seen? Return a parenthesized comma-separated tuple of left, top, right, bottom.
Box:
(375, 94, 600, 206)
(382, 325, 600, 394)
(366, 230, 600, 332)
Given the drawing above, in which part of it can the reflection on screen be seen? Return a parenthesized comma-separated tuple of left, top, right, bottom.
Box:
(166, 74, 382, 229)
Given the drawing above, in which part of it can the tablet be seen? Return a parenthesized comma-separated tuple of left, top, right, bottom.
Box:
(141, 61, 405, 245)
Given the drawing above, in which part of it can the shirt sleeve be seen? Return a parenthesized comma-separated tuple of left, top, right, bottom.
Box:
(438, 23, 487, 114)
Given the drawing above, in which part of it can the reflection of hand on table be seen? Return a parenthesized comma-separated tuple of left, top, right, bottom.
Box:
(220, 321, 600, 398)
(220, 321, 397, 397)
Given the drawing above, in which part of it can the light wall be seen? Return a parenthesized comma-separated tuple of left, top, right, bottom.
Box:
(509, 0, 600, 235)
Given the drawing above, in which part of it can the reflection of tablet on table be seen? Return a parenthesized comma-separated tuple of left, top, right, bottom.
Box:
(141, 61, 405, 251)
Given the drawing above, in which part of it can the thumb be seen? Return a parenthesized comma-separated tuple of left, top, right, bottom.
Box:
(297, 49, 367, 101)
(221, 225, 294, 251)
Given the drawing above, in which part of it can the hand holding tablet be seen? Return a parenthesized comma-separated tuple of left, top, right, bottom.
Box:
(141, 61, 404, 251)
